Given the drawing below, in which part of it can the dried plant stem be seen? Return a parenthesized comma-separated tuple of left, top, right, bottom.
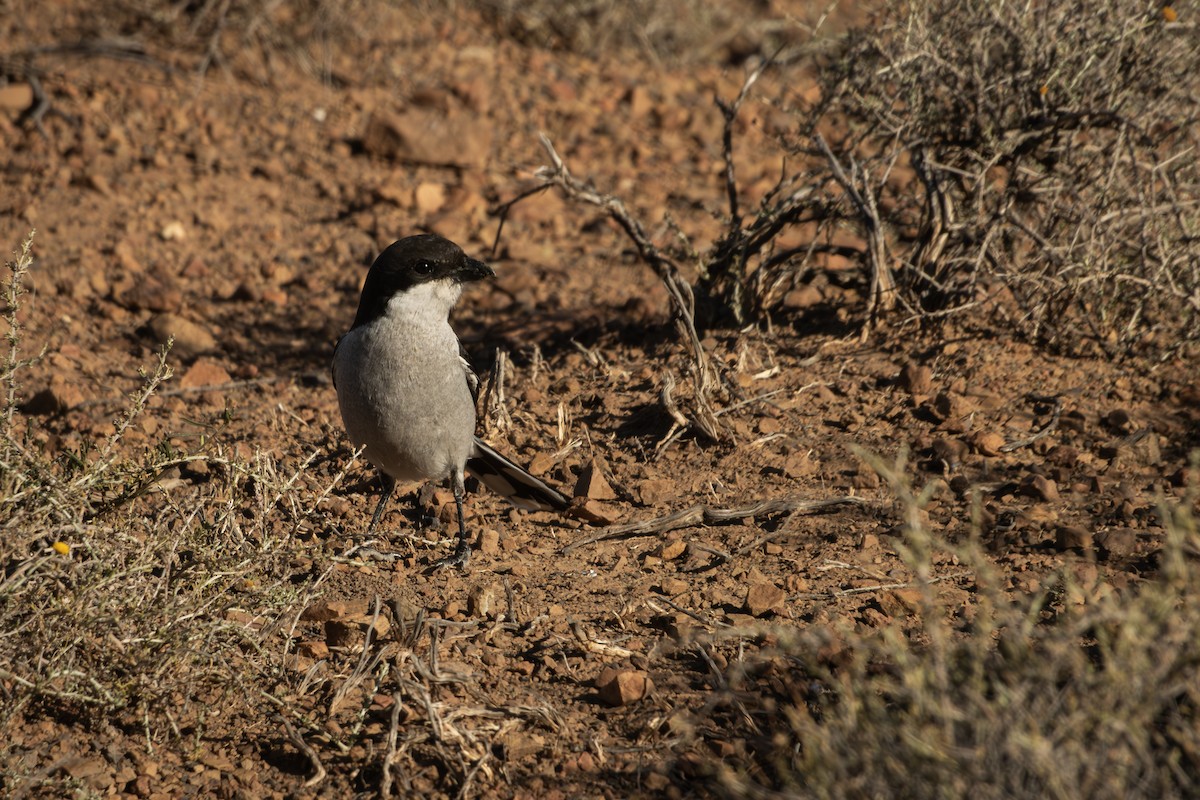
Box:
(3, 232, 37, 434)
(280, 715, 326, 788)
(562, 495, 868, 552)
(814, 134, 896, 321)
(533, 134, 722, 442)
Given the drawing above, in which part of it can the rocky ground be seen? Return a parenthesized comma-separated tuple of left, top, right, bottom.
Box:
(1, 1, 1198, 797)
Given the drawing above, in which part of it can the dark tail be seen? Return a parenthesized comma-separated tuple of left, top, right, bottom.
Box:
(466, 438, 570, 512)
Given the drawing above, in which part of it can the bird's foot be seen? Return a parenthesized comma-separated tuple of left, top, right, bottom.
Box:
(430, 540, 471, 571)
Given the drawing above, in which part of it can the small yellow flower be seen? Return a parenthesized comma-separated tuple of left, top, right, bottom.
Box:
(1039, 84, 1049, 97)
(1163, 6, 1178, 22)
(52, 541, 70, 555)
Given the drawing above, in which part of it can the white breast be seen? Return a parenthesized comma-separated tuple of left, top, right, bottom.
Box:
(334, 280, 477, 483)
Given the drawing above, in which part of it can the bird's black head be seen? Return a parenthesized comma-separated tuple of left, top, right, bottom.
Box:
(351, 234, 495, 330)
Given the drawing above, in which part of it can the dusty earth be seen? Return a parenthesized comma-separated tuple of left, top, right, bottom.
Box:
(2, 1, 1199, 798)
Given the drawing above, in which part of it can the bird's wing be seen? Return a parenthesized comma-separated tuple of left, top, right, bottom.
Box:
(331, 334, 344, 390)
(459, 341, 480, 401)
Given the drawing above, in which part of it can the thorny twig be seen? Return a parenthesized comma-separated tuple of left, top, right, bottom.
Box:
(716, 60, 768, 229)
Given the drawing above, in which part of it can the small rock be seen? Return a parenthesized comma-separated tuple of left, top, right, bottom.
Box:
(1168, 466, 1195, 488)
(496, 730, 545, 760)
(1019, 474, 1060, 502)
(931, 392, 967, 421)
(527, 452, 555, 476)
(122, 275, 183, 313)
(879, 588, 924, 616)
(757, 417, 782, 435)
(783, 451, 817, 479)
(477, 528, 501, 555)
(860, 607, 890, 627)
(1095, 528, 1137, 560)
(1105, 408, 1133, 432)
(23, 374, 85, 415)
(84, 173, 114, 197)
(626, 85, 654, 118)
(160, 221, 187, 241)
(65, 757, 109, 786)
(776, 575, 804, 595)
(413, 181, 447, 214)
(899, 363, 933, 396)
(0, 82, 34, 112)
(659, 577, 689, 596)
(574, 459, 617, 500)
(781, 285, 822, 309)
(148, 313, 216, 358)
(361, 107, 491, 168)
(261, 262, 295, 286)
(1055, 525, 1093, 551)
(850, 468, 880, 489)
(745, 581, 787, 617)
(595, 668, 654, 706)
(1045, 445, 1079, 467)
(657, 538, 686, 560)
(468, 583, 501, 617)
(296, 640, 329, 659)
(301, 598, 370, 621)
(1123, 432, 1162, 467)
(179, 358, 232, 389)
(325, 613, 391, 648)
(638, 478, 675, 506)
(565, 498, 619, 525)
(65, 756, 108, 781)
(931, 437, 968, 469)
(971, 431, 1006, 457)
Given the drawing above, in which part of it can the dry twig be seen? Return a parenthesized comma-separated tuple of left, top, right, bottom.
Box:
(1000, 396, 1063, 453)
(814, 134, 896, 321)
(528, 134, 723, 442)
(570, 621, 636, 659)
(280, 715, 326, 789)
(562, 495, 867, 552)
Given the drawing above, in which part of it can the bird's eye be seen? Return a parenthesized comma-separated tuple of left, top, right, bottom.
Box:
(413, 260, 434, 275)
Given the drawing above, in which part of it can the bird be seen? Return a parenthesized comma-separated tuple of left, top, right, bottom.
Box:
(332, 234, 569, 569)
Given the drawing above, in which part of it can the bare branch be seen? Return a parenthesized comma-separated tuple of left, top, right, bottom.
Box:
(532, 134, 723, 441)
(562, 495, 868, 552)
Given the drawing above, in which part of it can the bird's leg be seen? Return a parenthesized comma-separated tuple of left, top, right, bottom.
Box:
(368, 472, 397, 534)
(346, 472, 399, 561)
(433, 469, 471, 570)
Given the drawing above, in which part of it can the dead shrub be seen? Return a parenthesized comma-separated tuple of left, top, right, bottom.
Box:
(524, 0, 1199, 359)
(804, 0, 1200, 355)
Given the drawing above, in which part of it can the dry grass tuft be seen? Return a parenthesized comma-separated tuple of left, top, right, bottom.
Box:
(683, 452, 1200, 799)
(0, 232, 304, 788)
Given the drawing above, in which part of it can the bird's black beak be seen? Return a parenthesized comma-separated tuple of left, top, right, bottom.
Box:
(456, 257, 495, 283)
